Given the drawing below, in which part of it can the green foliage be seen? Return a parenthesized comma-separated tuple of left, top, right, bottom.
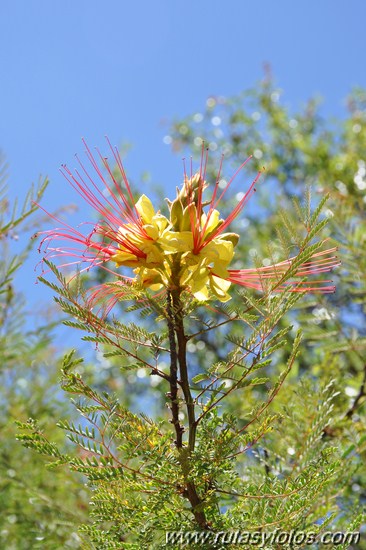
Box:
(0, 160, 88, 549)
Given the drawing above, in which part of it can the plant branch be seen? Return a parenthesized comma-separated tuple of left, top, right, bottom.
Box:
(171, 289, 197, 452)
(166, 291, 184, 448)
(167, 286, 209, 529)
(345, 363, 366, 419)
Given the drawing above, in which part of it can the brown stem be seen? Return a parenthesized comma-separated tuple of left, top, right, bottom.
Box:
(186, 482, 210, 529)
(166, 291, 184, 448)
(171, 289, 197, 452)
(167, 286, 209, 529)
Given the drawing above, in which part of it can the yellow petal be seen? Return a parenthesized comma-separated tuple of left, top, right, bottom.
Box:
(202, 239, 234, 266)
(201, 209, 221, 235)
(153, 214, 170, 233)
(192, 285, 210, 301)
(210, 275, 232, 302)
(135, 195, 155, 224)
(160, 231, 193, 254)
(210, 274, 231, 294)
(211, 264, 229, 278)
(111, 250, 140, 267)
(143, 224, 159, 240)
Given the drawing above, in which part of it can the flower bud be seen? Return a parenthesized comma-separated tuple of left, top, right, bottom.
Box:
(170, 199, 184, 231)
(178, 173, 206, 207)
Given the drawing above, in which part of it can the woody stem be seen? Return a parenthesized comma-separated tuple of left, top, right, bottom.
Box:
(166, 291, 184, 448)
(170, 289, 197, 453)
(167, 287, 209, 529)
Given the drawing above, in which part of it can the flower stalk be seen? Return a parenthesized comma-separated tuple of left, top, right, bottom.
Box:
(167, 259, 207, 527)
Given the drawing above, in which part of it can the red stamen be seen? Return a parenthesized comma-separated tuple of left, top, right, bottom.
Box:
(227, 248, 340, 294)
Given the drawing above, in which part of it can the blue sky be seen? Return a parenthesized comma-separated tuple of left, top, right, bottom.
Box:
(1, 0, 365, 347)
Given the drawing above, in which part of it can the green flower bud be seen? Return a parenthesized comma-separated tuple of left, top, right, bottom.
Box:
(170, 199, 184, 230)
(178, 173, 206, 207)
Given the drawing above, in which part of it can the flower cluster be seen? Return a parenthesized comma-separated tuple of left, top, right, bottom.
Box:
(37, 140, 339, 308)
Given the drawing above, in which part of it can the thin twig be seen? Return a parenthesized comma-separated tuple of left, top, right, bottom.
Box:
(345, 363, 366, 418)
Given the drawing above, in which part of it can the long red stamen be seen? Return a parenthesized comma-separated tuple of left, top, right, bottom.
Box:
(227, 248, 340, 293)
(209, 153, 224, 210)
(186, 149, 262, 254)
(80, 139, 145, 232)
(35, 140, 157, 283)
(105, 136, 139, 217)
(196, 145, 208, 219)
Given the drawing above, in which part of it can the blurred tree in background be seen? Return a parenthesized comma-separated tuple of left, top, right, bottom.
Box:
(2, 72, 366, 548)
(0, 162, 89, 549)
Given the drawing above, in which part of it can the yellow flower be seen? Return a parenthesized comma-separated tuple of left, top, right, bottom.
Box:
(159, 200, 237, 301)
(111, 194, 171, 268)
(39, 140, 340, 310)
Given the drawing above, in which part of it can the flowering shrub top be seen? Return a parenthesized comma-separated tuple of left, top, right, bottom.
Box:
(37, 140, 339, 307)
